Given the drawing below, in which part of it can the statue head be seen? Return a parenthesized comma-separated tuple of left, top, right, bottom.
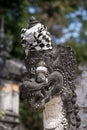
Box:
(20, 17, 54, 110)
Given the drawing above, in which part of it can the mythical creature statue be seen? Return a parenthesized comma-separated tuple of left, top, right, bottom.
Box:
(20, 16, 81, 130)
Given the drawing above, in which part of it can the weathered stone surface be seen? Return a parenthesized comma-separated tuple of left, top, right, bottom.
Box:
(75, 64, 87, 130)
(0, 59, 26, 81)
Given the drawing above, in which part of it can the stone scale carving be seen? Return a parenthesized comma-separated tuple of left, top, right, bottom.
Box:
(20, 16, 81, 130)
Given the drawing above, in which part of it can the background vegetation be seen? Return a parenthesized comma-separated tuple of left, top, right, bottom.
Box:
(0, 0, 87, 130)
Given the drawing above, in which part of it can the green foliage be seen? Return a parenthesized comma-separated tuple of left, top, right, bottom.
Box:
(29, 0, 82, 25)
(0, 0, 29, 59)
(20, 102, 43, 130)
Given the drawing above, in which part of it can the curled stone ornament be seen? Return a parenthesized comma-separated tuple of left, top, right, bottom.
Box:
(20, 16, 81, 130)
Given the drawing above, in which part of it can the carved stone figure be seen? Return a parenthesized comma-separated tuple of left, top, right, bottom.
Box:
(20, 16, 81, 130)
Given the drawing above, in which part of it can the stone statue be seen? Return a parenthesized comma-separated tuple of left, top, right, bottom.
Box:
(20, 16, 81, 130)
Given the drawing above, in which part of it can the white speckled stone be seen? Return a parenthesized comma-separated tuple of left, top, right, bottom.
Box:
(43, 96, 68, 130)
